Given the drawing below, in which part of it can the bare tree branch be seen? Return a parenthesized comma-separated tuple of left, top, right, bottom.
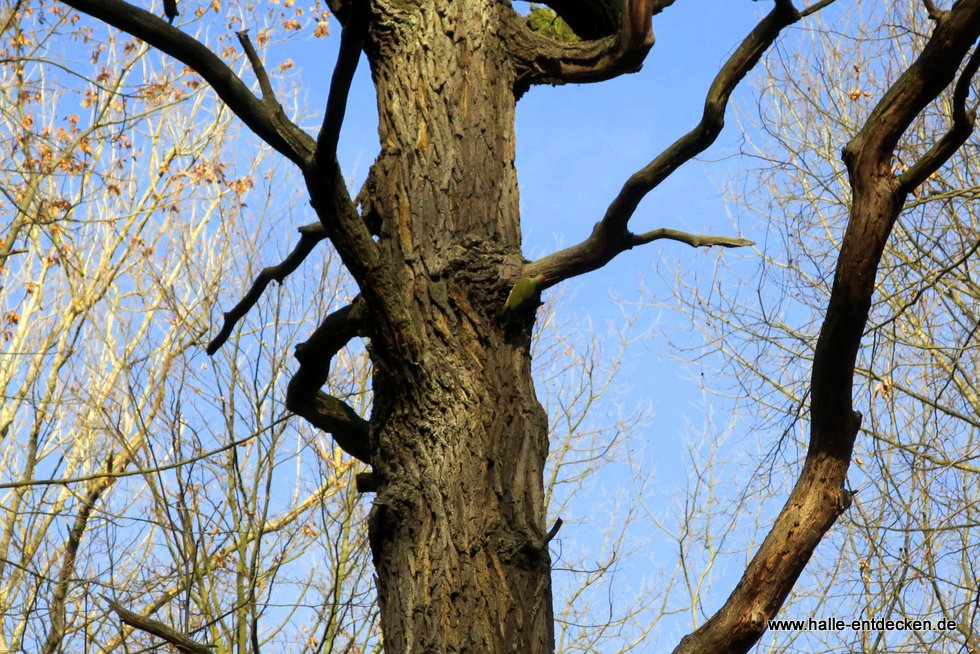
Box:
(106, 598, 215, 654)
(315, 0, 368, 169)
(672, 3, 980, 652)
(285, 299, 372, 463)
(899, 40, 979, 194)
(39, 482, 106, 654)
(922, 0, 946, 21)
(56, 0, 315, 166)
(207, 222, 328, 355)
(236, 29, 278, 103)
(633, 227, 754, 249)
(799, 0, 838, 18)
(526, 0, 805, 287)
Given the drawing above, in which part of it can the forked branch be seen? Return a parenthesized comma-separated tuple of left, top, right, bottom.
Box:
(57, 0, 314, 166)
(899, 41, 980, 194)
(527, 0, 808, 287)
(206, 222, 328, 355)
(672, 3, 980, 652)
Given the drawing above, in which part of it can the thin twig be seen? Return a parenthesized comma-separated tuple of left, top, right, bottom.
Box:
(207, 222, 327, 355)
(236, 29, 277, 103)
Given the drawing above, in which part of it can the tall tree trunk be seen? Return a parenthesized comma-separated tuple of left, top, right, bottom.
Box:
(359, 2, 555, 651)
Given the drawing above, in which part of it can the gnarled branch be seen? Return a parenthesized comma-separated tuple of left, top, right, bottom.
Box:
(57, 0, 315, 166)
(673, 3, 980, 652)
(507, 0, 657, 88)
(285, 299, 372, 463)
(207, 222, 327, 355)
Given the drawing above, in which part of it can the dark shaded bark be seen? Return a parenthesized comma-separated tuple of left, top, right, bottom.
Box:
(541, 0, 623, 40)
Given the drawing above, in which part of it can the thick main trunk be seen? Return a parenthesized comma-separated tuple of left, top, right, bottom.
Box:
(360, 3, 555, 652)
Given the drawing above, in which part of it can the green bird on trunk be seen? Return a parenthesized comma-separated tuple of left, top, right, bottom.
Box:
(503, 274, 547, 314)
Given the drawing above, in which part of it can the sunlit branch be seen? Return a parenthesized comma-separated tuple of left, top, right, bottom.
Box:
(632, 227, 754, 249)
(40, 483, 105, 654)
(106, 598, 214, 654)
(207, 222, 327, 355)
(56, 0, 315, 166)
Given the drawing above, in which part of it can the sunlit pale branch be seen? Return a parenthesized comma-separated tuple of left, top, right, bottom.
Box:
(207, 222, 327, 355)
(525, 0, 808, 288)
(39, 482, 107, 654)
(632, 227, 754, 249)
(286, 299, 372, 464)
(56, 0, 315, 166)
(106, 598, 214, 654)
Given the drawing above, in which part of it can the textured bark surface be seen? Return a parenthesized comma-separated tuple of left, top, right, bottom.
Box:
(359, 2, 554, 651)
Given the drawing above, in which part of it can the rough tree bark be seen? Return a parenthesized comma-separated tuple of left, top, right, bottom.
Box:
(355, 4, 554, 650)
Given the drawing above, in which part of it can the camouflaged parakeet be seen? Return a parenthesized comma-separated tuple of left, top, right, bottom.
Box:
(529, 0, 624, 42)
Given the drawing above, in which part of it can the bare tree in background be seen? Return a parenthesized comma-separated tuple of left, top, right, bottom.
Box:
(4, 0, 980, 652)
(670, 2, 980, 651)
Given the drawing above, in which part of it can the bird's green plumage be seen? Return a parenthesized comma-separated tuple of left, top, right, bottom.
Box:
(504, 274, 546, 313)
(533, 0, 624, 41)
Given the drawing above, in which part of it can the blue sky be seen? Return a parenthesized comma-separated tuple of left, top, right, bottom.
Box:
(7, 1, 973, 650)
